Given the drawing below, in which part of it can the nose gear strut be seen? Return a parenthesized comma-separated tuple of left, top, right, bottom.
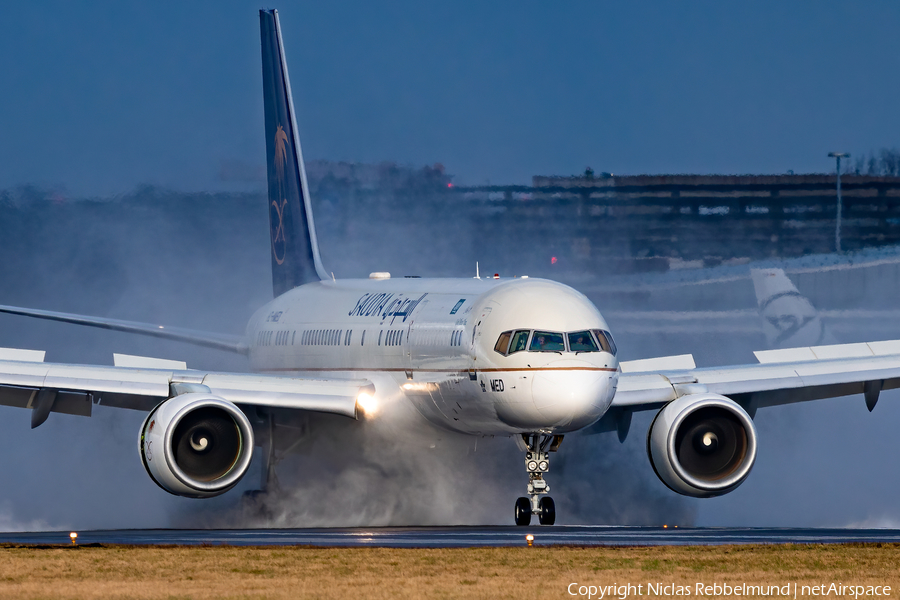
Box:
(515, 433, 563, 526)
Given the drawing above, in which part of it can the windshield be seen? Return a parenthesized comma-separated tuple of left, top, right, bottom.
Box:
(508, 330, 530, 354)
(494, 328, 617, 355)
(529, 331, 566, 352)
(494, 331, 511, 354)
(592, 329, 617, 355)
(568, 330, 599, 352)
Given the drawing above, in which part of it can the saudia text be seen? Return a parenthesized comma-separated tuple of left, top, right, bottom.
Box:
(348, 293, 427, 323)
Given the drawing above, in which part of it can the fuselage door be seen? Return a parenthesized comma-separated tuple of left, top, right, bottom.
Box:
(469, 306, 493, 376)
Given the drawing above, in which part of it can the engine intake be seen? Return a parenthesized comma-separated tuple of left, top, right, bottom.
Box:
(139, 393, 254, 498)
(647, 393, 756, 498)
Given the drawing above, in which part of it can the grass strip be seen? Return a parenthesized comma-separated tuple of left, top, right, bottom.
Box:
(0, 542, 898, 599)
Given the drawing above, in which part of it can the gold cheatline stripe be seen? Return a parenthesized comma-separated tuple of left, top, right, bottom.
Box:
(258, 366, 617, 373)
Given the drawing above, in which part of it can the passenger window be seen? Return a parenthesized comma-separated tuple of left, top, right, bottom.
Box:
(494, 331, 512, 355)
(591, 329, 617, 355)
(568, 330, 598, 352)
(508, 330, 530, 354)
(529, 331, 565, 352)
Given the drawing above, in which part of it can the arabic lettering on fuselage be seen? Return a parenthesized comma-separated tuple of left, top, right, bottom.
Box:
(348, 293, 428, 323)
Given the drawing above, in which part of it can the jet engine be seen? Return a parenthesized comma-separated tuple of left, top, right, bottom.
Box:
(647, 393, 756, 498)
(139, 393, 254, 498)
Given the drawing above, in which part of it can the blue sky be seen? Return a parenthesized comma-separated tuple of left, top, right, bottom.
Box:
(1, 1, 899, 194)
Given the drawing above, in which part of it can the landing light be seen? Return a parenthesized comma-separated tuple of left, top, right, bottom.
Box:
(357, 392, 378, 417)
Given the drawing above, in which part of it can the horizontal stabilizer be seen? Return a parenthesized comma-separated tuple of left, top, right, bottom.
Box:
(113, 353, 187, 370)
(755, 340, 900, 364)
(0, 348, 45, 362)
(620, 354, 696, 373)
(0, 304, 248, 355)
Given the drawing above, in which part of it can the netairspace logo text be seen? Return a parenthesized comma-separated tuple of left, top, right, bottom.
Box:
(567, 582, 892, 599)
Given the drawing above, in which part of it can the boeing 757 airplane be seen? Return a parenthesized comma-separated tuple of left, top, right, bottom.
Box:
(2, 9, 900, 525)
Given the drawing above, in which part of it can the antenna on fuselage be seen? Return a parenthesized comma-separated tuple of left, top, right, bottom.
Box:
(475, 262, 481, 279)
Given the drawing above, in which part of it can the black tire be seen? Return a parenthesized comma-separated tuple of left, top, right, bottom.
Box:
(538, 496, 556, 525)
(514, 497, 532, 526)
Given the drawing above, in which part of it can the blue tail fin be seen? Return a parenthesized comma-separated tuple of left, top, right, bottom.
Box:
(260, 9, 327, 296)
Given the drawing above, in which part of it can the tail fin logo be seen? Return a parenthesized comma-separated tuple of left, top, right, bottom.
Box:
(275, 125, 289, 182)
(271, 198, 288, 265)
(271, 124, 290, 265)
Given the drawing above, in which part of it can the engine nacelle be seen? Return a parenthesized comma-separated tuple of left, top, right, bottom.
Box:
(139, 393, 254, 498)
(647, 393, 756, 498)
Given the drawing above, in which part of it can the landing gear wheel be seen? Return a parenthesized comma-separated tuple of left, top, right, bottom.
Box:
(538, 496, 556, 525)
(514, 497, 532, 526)
(517, 434, 563, 526)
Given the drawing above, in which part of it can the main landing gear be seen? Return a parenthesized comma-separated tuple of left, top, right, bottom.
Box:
(242, 412, 284, 510)
(514, 433, 563, 526)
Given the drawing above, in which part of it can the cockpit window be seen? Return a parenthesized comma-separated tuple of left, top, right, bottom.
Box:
(507, 330, 530, 354)
(494, 331, 512, 355)
(602, 330, 617, 356)
(568, 330, 599, 352)
(529, 331, 565, 352)
(498, 328, 616, 355)
(591, 329, 617, 355)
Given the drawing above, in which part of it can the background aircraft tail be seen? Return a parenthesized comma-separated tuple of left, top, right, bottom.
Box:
(260, 9, 328, 296)
(751, 268, 837, 349)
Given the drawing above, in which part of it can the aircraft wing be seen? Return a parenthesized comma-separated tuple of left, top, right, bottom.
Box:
(0, 304, 248, 355)
(0, 349, 370, 427)
(612, 340, 900, 413)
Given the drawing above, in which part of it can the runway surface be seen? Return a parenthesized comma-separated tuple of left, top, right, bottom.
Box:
(2, 527, 900, 547)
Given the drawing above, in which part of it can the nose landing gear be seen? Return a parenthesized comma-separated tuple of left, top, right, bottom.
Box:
(514, 433, 563, 526)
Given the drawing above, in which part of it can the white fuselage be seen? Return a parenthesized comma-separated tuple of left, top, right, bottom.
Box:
(246, 277, 618, 436)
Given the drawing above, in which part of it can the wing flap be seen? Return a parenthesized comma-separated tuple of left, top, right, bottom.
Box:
(0, 348, 45, 362)
(113, 353, 187, 370)
(43, 363, 172, 397)
(755, 340, 900, 364)
(0, 386, 37, 410)
(619, 354, 695, 373)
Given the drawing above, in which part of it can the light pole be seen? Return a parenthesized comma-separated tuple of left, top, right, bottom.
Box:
(828, 152, 849, 253)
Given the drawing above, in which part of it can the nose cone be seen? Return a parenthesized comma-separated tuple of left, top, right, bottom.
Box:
(530, 359, 615, 431)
